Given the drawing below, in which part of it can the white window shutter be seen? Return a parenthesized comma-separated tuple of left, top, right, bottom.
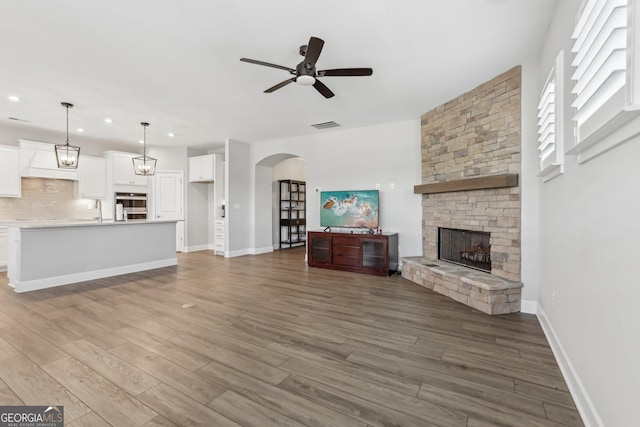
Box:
(569, 0, 640, 162)
(538, 51, 565, 182)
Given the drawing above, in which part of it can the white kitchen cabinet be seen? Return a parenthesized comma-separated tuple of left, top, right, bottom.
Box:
(0, 227, 7, 271)
(0, 146, 21, 197)
(214, 219, 225, 255)
(189, 154, 216, 182)
(152, 171, 183, 220)
(106, 151, 149, 186)
(77, 155, 106, 199)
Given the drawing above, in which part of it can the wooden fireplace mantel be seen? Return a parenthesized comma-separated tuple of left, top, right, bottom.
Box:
(413, 174, 518, 195)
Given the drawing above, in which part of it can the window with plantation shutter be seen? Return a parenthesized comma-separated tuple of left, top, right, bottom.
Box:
(569, 0, 640, 162)
(538, 51, 565, 182)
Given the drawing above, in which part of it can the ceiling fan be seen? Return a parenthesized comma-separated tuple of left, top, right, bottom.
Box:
(240, 36, 373, 99)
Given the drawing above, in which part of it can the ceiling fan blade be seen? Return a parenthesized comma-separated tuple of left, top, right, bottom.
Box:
(318, 68, 373, 77)
(303, 37, 324, 68)
(313, 79, 335, 98)
(264, 78, 296, 93)
(240, 58, 295, 74)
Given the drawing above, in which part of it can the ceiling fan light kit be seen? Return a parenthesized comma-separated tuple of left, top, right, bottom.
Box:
(240, 36, 373, 98)
(296, 75, 315, 86)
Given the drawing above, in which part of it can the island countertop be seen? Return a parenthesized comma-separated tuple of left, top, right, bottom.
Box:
(6, 220, 178, 293)
(1, 219, 177, 229)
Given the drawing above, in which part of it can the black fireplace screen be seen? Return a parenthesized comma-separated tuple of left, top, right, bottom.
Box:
(438, 227, 491, 273)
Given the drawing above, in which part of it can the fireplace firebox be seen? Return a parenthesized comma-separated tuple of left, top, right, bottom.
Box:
(438, 227, 491, 273)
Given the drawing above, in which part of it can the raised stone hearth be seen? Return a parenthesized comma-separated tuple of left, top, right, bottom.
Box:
(402, 257, 522, 315)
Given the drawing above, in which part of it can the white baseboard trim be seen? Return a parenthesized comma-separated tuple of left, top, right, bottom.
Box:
(252, 246, 274, 255)
(537, 306, 604, 427)
(225, 248, 251, 258)
(183, 244, 214, 253)
(520, 299, 538, 314)
(11, 258, 177, 293)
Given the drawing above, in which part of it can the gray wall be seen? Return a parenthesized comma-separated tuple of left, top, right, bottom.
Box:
(271, 158, 307, 248)
(225, 139, 251, 255)
(0, 122, 135, 155)
(185, 147, 209, 250)
(535, 1, 638, 425)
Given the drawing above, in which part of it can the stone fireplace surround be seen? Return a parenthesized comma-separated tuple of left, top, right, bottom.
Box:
(402, 66, 523, 315)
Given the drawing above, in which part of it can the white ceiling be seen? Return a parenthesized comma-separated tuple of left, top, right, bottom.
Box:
(0, 0, 557, 150)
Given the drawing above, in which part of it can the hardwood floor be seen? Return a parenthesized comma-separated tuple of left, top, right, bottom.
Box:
(0, 248, 583, 426)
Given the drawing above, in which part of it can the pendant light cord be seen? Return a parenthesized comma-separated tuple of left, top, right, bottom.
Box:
(65, 104, 70, 145)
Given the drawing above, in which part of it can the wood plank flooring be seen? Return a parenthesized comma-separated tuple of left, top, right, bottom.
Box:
(0, 248, 583, 426)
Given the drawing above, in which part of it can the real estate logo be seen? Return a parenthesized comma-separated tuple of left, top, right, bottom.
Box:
(0, 406, 64, 427)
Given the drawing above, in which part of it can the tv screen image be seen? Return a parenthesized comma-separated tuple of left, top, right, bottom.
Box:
(320, 190, 379, 228)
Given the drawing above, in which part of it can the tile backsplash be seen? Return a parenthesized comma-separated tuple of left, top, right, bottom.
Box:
(0, 178, 99, 221)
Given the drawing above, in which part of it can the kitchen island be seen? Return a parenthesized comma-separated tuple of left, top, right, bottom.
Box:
(5, 220, 177, 293)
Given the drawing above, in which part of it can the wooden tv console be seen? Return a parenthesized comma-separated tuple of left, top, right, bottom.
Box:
(307, 231, 398, 276)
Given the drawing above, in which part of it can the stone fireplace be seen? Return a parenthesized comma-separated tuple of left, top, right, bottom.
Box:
(402, 66, 523, 315)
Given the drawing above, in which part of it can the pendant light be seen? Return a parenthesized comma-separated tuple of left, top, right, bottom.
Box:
(55, 102, 80, 169)
(132, 122, 157, 175)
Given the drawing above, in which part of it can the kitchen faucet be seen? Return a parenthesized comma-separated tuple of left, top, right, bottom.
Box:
(95, 199, 103, 223)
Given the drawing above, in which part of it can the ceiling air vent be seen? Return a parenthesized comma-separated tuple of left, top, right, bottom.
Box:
(310, 121, 340, 130)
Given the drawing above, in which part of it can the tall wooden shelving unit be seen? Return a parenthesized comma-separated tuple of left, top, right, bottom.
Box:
(279, 180, 306, 249)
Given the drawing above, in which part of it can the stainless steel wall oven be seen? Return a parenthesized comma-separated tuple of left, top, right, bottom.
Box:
(114, 192, 147, 220)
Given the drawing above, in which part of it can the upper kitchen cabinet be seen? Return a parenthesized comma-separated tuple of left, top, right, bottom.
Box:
(105, 151, 149, 187)
(0, 145, 21, 197)
(76, 155, 106, 199)
(189, 154, 216, 182)
(19, 140, 79, 181)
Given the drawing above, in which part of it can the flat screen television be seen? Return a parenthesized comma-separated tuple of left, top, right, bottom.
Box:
(320, 190, 379, 229)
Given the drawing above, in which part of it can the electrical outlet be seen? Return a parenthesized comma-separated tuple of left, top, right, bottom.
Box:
(389, 183, 395, 190)
(375, 183, 380, 190)
(552, 291, 556, 305)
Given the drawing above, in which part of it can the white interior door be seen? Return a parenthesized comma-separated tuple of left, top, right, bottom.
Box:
(154, 172, 183, 221)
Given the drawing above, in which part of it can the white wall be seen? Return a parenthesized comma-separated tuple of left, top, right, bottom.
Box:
(250, 119, 423, 259)
(535, 1, 640, 425)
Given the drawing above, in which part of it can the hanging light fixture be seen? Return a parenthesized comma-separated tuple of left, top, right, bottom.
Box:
(55, 102, 80, 169)
(132, 122, 157, 175)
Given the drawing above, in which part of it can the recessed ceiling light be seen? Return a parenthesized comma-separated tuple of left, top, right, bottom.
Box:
(139, 139, 144, 144)
(168, 133, 175, 137)
(77, 128, 84, 132)
(8, 96, 20, 102)
(104, 118, 113, 124)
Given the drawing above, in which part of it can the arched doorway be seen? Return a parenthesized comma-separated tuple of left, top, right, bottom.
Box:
(254, 153, 306, 253)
